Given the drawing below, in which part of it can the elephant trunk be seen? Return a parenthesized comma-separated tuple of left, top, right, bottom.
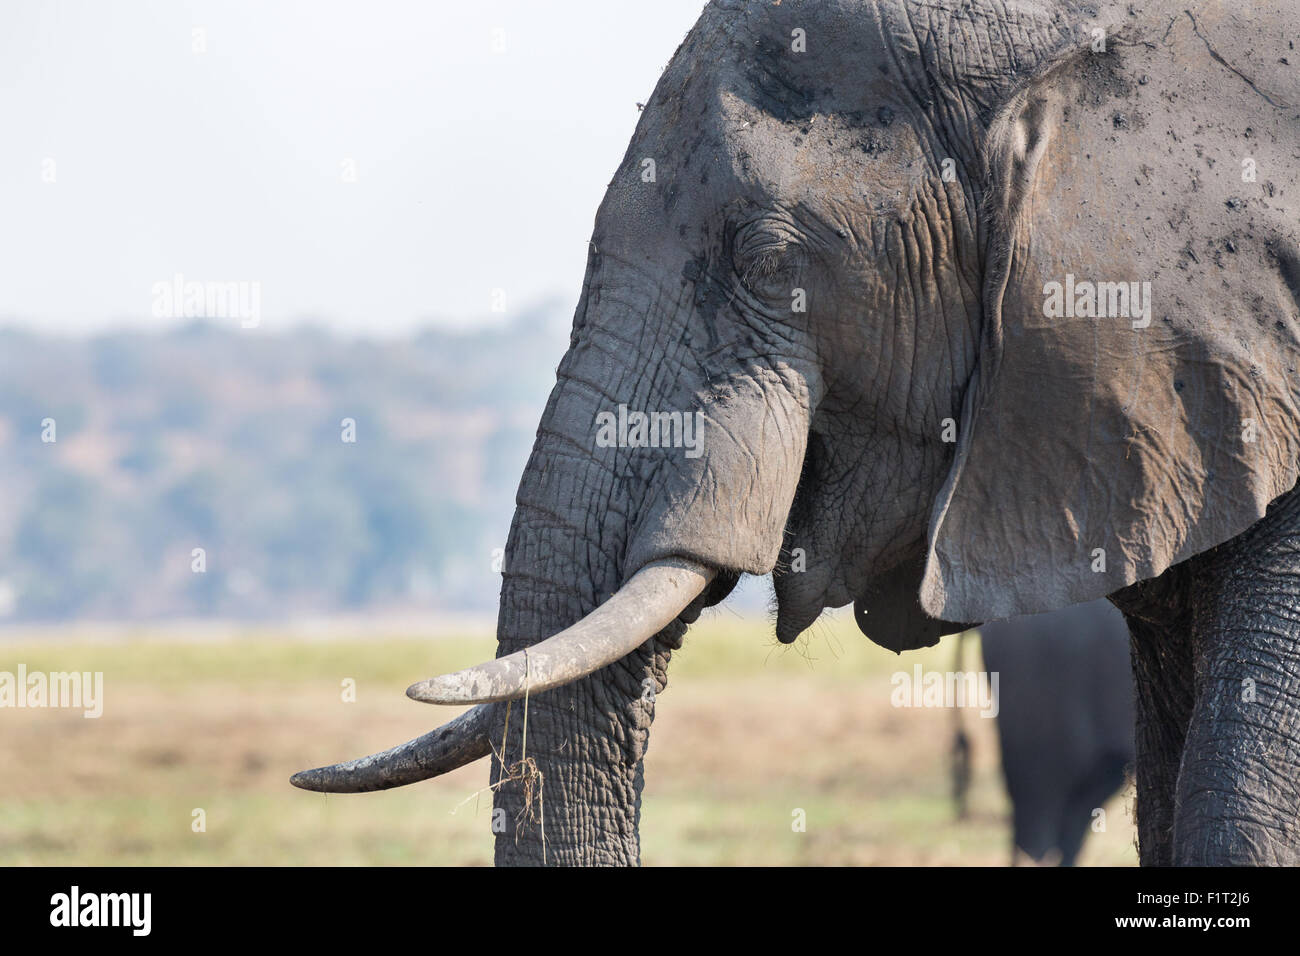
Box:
(483, 356, 687, 863)
(484, 262, 817, 860)
(292, 372, 698, 863)
(293, 252, 817, 865)
(488, 505, 669, 866)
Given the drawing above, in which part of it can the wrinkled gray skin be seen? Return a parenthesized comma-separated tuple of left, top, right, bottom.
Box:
(466, 0, 1300, 865)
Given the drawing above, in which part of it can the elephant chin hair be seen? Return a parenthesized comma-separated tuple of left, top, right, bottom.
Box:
(290, 556, 716, 792)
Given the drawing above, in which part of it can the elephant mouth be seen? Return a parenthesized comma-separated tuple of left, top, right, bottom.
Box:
(290, 555, 718, 793)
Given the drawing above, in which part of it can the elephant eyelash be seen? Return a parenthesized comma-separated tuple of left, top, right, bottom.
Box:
(734, 233, 803, 292)
(737, 256, 801, 301)
(741, 249, 792, 284)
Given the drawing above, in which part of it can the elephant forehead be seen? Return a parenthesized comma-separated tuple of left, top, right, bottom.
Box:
(714, 86, 929, 210)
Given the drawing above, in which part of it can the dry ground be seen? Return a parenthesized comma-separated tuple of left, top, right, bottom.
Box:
(0, 610, 1136, 865)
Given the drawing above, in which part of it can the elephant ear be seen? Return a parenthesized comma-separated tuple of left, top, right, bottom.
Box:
(920, 30, 1300, 623)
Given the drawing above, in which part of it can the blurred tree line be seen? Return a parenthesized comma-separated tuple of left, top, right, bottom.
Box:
(0, 310, 565, 621)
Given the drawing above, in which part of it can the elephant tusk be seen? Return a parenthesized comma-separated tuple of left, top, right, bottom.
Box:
(290, 704, 493, 793)
(406, 557, 715, 705)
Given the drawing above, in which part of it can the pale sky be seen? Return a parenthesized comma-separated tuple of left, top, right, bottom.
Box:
(0, 0, 710, 335)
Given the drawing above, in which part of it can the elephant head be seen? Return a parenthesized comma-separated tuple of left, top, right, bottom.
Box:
(293, 0, 1300, 865)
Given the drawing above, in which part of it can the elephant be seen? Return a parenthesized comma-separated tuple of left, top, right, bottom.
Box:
(953, 599, 1135, 865)
(292, 0, 1300, 866)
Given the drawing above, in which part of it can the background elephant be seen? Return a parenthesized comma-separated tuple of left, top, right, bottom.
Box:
(295, 0, 1300, 866)
(953, 599, 1135, 865)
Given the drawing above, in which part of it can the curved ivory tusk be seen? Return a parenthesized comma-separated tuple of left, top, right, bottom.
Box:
(407, 557, 715, 705)
(290, 704, 493, 793)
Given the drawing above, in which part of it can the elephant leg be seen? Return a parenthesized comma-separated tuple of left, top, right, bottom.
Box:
(1112, 592, 1194, 867)
(1173, 496, 1300, 864)
(1175, 625, 1300, 864)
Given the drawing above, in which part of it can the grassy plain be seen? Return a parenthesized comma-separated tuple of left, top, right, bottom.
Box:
(0, 610, 1136, 865)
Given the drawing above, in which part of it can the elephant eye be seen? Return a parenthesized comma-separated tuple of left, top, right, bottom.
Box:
(733, 219, 803, 296)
